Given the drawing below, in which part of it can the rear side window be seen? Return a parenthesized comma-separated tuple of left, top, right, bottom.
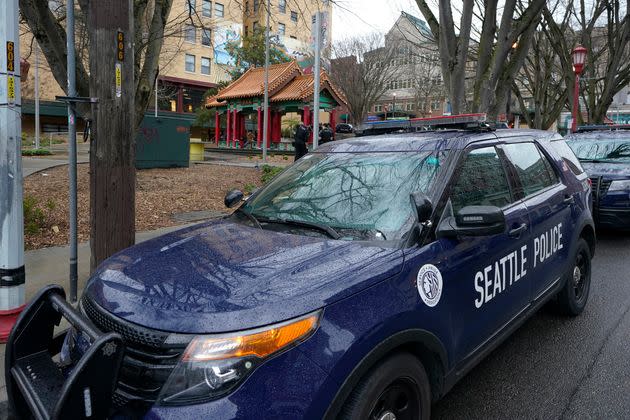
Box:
(449, 146, 512, 212)
(551, 140, 585, 176)
(502, 143, 557, 197)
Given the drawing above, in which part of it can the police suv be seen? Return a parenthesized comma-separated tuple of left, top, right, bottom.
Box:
(6, 115, 595, 420)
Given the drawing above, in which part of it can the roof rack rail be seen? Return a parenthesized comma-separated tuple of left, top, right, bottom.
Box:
(576, 124, 630, 132)
(357, 113, 491, 136)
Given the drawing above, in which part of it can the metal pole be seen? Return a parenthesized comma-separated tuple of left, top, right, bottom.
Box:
(312, 11, 321, 150)
(155, 73, 158, 118)
(67, 0, 78, 302)
(35, 43, 40, 149)
(571, 73, 579, 133)
(262, 0, 270, 162)
(0, 0, 26, 342)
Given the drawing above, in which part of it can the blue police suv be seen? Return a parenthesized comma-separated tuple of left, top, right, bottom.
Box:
(6, 116, 595, 420)
(564, 126, 630, 229)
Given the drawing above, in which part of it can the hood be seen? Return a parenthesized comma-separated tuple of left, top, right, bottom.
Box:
(581, 162, 630, 180)
(84, 220, 403, 334)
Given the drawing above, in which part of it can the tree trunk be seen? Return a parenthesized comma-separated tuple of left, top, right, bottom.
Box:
(88, 1, 136, 270)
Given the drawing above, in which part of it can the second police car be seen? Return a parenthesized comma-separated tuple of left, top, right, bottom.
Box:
(6, 115, 595, 419)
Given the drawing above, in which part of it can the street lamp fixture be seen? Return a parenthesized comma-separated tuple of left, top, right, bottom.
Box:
(571, 45, 587, 132)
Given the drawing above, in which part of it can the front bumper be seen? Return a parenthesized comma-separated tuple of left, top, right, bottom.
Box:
(597, 207, 630, 229)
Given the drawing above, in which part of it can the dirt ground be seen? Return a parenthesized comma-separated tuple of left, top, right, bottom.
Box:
(23, 163, 263, 250)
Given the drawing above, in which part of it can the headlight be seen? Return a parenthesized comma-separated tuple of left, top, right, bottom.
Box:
(608, 180, 630, 192)
(157, 312, 320, 406)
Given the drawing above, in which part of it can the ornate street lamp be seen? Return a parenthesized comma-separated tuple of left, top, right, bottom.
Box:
(571, 45, 587, 132)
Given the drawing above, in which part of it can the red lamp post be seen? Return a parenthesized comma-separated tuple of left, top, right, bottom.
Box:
(571, 45, 587, 132)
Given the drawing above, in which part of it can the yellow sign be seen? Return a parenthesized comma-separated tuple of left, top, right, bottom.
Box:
(7, 75, 15, 104)
(117, 32, 124, 61)
(115, 63, 122, 98)
(7, 41, 14, 72)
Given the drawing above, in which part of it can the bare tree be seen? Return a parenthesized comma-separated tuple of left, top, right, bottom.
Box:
(330, 33, 402, 125)
(512, 4, 570, 130)
(415, 0, 546, 120)
(544, 0, 630, 124)
(410, 52, 446, 117)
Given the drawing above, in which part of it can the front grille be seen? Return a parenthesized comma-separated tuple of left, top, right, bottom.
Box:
(590, 177, 613, 200)
(81, 295, 191, 407)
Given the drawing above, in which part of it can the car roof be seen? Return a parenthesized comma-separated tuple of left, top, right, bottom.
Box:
(316, 129, 555, 153)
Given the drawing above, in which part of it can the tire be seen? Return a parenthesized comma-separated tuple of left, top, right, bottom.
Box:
(341, 352, 431, 420)
(556, 238, 592, 316)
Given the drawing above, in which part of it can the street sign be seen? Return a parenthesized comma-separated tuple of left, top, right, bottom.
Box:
(7, 75, 15, 105)
(6, 41, 14, 72)
(115, 62, 122, 97)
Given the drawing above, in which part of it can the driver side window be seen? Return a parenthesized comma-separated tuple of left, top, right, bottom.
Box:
(450, 147, 513, 213)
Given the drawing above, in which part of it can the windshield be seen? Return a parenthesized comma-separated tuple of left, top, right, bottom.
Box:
(242, 151, 448, 241)
(567, 138, 630, 163)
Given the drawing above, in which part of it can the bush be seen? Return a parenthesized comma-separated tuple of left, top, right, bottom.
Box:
(22, 148, 53, 156)
(244, 183, 257, 194)
(260, 165, 283, 184)
(23, 196, 47, 235)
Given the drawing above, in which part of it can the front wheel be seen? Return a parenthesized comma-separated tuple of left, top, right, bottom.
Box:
(556, 238, 592, 316)
(341, 352, 431, 420)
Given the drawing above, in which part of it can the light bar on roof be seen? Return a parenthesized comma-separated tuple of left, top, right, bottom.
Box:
(409, 113, 487, 128)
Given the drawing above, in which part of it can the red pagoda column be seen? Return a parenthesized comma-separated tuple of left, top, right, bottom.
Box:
(330, 109, 337, 134)
(215, 111, 220, 145)
(226, 108, 231, 148)
(257, 107, 262, 147)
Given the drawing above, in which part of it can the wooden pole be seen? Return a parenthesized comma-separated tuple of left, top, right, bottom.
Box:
(88, 0, 135, 270)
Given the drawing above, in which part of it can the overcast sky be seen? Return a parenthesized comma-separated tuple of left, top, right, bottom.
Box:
(332, 0, 423, 41)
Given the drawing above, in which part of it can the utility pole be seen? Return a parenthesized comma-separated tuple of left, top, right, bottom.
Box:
(262, 0, 270, 162)
(0, 0, 25, 342)
(88, 0, 136, 270)
(312, 11, 321, 150)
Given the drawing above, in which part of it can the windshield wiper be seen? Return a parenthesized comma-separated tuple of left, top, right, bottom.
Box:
(259, 217, 341, 239)
(236, 208, 263, 229)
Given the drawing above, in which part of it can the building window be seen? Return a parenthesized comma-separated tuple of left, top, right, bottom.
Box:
(215, 2, 224, 17)
(290, 35, 297, 39)
(185, 25, 196, 43)
(202, 28, 211, 46)
(187, 0, 196, 14)
(406, 103, 414, 111)
(253, 21, 259, 31)
(201, 57, 211, 75)
(254, 0, 259, 12)
(185, 54, 196, 72)
(291, 11, 298, 23)
(202, 0, 211, 17)
(374, 105, 382, 113)
(278, 23, 286, 35)
(278, 0, 286, 13)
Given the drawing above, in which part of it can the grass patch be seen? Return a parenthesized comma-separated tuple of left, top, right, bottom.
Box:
(261, 165, 283, 184)
(22, 148, 53, 156)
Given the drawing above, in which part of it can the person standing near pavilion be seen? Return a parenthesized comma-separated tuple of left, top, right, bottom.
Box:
(294, 122, 309, 161)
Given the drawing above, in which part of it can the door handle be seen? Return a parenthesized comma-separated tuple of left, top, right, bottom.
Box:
(563, 195, 574, 205)
(508, 223, 528, 238)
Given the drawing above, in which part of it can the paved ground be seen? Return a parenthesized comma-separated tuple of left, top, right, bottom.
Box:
(22, 142, 90, 177)
(433, 231, 630, 419)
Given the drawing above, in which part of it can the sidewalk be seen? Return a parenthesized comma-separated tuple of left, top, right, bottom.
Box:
(0, 223, 193, 417)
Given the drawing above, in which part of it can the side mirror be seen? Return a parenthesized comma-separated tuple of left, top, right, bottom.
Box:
(437, 205, 506, 238)
(224, 189, 244, 208)
(410, 192, 433, 224)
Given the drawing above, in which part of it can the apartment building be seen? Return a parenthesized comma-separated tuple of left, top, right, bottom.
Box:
(367, 12, 448, 122)
(19, 0, 329, 134)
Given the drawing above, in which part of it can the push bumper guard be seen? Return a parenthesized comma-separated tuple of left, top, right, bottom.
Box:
(5, 285, 124, 419)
